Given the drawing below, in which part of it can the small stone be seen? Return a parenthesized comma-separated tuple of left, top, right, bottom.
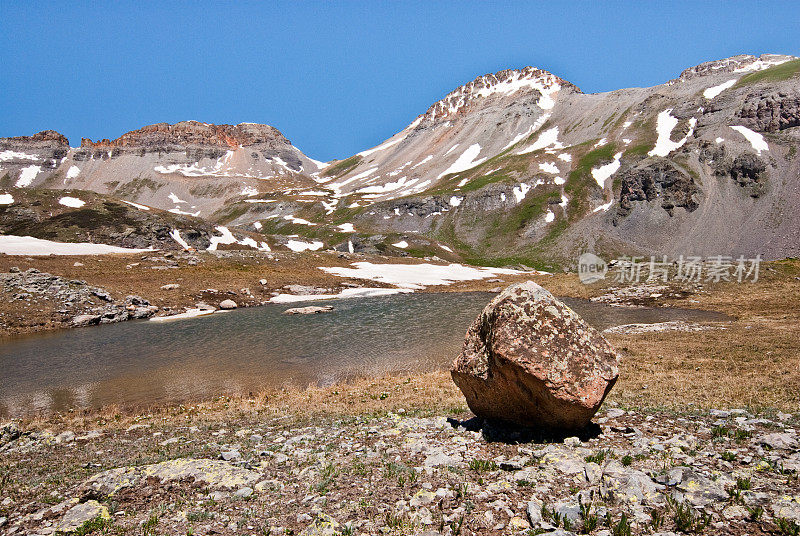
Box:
(221, 450, 240, 461)
(72, 314, 101, 327)
(219, 299, 238, 310)
(160, 283, 180, 290)
(73, 262, 84, 267)
(56, 431, 75, 443)
(234, 487, 253, 499)
(283, 305, 334, 315)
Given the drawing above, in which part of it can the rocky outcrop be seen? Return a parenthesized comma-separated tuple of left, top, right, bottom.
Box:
(0, 268, 157, 328)
(81, 121, 291, 150)
(615, 159, 699, 220)
(677, 54, 796, 80)
(737, 90, 800, 132)
(0, 130, 69, 148)
(451, 281, 619, 430)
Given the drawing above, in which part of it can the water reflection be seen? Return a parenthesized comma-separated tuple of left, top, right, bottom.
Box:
(0, 292, 729, 417)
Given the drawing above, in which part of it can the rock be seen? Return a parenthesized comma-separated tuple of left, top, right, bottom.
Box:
(56, 500, 110, 533)
(451, 281, 619, 430)
(221, 449, 241, 461)
(219, 299, 238, 310)
(526, 495, 543, 527)
(81, 458, 261, 496)
(160, 283, 180, 290)
(758, 432, 799, 450)
(56, 431, 76, 443)
(601, 462, 665, 505)
(72, 314, 101, 327)
(299, 513, 339, 536)
(0, 422, 21, 445)
(283, 305, 334, 315)
(773, 497, 800, 522)
(234, 486, 254, 498)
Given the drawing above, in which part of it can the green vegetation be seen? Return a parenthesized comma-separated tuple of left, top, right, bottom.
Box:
(72, 516, 109, 536)
(467, 459, 498, 472)
(564, 142, 617, 217)
(323, 155, 362, 177)
(113, 175, 164, 198)
(735, 58, 800, 87)
(624, 143, 651, 158)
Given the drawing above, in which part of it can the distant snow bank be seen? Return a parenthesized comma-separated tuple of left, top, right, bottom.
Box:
(320, 262, 544, 290)
(0, 235, 153, 256)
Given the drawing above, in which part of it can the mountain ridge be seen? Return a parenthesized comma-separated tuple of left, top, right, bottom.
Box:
(1, 53, 799, 265)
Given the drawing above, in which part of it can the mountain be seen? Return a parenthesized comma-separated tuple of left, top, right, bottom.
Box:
(1, 121, 326, 221)
(2, 54, 799, 266)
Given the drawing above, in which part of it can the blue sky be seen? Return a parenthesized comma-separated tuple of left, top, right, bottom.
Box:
(2, 1, 798, 161)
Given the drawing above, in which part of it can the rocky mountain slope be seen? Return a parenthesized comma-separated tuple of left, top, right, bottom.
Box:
(2, 54, 799, 267)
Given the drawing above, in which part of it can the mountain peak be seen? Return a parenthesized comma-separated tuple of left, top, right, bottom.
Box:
(416, 67, 578, 125)
(80, 121, 291, 149)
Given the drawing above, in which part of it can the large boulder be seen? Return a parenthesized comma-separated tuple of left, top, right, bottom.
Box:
(451, 281, 619, 430)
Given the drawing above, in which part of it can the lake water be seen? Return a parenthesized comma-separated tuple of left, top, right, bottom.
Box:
(0, 292, 729, 417)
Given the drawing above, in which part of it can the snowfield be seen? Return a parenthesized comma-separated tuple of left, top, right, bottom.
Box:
(0, 235, 153, 255)
(319, 262, 539, 290)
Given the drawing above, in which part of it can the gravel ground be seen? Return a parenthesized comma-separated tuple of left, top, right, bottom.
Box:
(1, 403, 798, 535)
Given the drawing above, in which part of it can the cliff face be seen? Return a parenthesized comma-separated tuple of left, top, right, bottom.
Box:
(80, 121, 291, 150)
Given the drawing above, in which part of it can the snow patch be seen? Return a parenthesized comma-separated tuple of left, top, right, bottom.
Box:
(544, 210, 555, 223)
(448, 196, 462, 207)
(591, 152, 623, 188)
(648, 109, 696, 157)
(0, 194, 14, 205)
(392, 240, 409, 249)
(253, 221, 262, 230)
(703, 79, 736, 99)
(169, 229, 191, 250)
(730, 125, 769, 154)
(538, 162, 559, 174)
(512, 183, 531, 203)
(0, 150, 39, 162)
(517, 127, 562, 155)
(337, 223, 355, 233)
(286, 239, 324, 252)
(594, 138, 608, 148)
(502, 113, 551, 150)
(66, 166, 80, 179)
(15, 165, 42, 187)
(59, 196, 85, 208)
(240, 186, 259, 197)
(593, 200, 614, 213)
(438, 144, 487, 179)
(320, 261, 538, 291)
(270, 287, 412, 303)
(557, 153, 572, 162)
(444, 144, 460, 156)
(168, 192, 187, 204)
(283, 215, 317, 226)
(121, 200, 150, 211)
(411, 155, 433, 170)
(554, 176, 565, 185)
